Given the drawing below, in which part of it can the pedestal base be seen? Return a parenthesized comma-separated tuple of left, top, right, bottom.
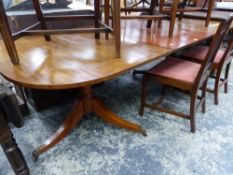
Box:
(33, 86, 146, 161)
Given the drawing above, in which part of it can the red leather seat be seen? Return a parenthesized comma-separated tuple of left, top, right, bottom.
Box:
(182, 45, 225, 69)
(148, 57, 201, 90)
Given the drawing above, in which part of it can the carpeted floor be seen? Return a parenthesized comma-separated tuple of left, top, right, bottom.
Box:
(1, 62, 233, 175)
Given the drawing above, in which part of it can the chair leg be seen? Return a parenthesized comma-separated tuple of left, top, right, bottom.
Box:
(140, 76, 148, 116)
(214, 69, 221, 105)
(224, 79, 228, 94)
(158, 19, 162, 29)
(224, 62, 231, 93)
(190, 106, 196, 133)
(158, 0, 164, 29)
(205, 0, 214, 27)
(178, 12, 184, 21)
(146, 0, 157, 28)
(190, 90, 198, 133)
(201, 79, 208, 113)
(169, 0, 179, 38)
(178, 0, 186, 21)
(214, 87, 219, 105)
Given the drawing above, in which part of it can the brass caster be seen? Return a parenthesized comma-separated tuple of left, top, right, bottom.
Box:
(32, 150, 39, 162)
(141, 129, 147, 137)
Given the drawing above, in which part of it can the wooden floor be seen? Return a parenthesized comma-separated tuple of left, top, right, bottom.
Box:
(0, 18, 219, 90)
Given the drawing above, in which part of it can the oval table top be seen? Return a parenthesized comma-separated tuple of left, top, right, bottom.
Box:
(0, 19, 219, 90)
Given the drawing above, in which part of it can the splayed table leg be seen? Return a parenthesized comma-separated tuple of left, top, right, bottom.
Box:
(33, 86, 146, 160)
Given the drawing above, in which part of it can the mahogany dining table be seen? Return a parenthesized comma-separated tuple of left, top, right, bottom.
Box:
(0, 18, 222, 160)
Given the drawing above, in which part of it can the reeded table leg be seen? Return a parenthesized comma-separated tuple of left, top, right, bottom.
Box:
(33, 86, 146, 160)
(1, 135, 30, 175)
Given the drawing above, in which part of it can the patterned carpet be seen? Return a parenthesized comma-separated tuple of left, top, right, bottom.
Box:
(1, 62, 233, 175)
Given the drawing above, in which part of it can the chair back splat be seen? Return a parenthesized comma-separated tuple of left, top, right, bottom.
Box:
(194, 17, 233, 92)
(31, 0, 51, 41)
(0, 0, 121, 64)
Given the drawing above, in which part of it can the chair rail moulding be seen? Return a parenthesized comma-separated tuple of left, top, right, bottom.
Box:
(0, 0, 121, 65)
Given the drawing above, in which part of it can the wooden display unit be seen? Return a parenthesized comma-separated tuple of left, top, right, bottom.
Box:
(0, 84, 29, 175)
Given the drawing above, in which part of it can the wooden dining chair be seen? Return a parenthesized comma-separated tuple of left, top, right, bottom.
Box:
(121, 0, 157, 15)
(159, 0, 214, 37)
(120, 0, 169, 29)
(140, 18, 232, 132)
(123, 0, 150, 13)
(0, 0, 121, 65)
(181, 29, 233, 105)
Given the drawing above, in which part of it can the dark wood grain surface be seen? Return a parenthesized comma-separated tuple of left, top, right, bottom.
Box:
(0, 19, 220, 90)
